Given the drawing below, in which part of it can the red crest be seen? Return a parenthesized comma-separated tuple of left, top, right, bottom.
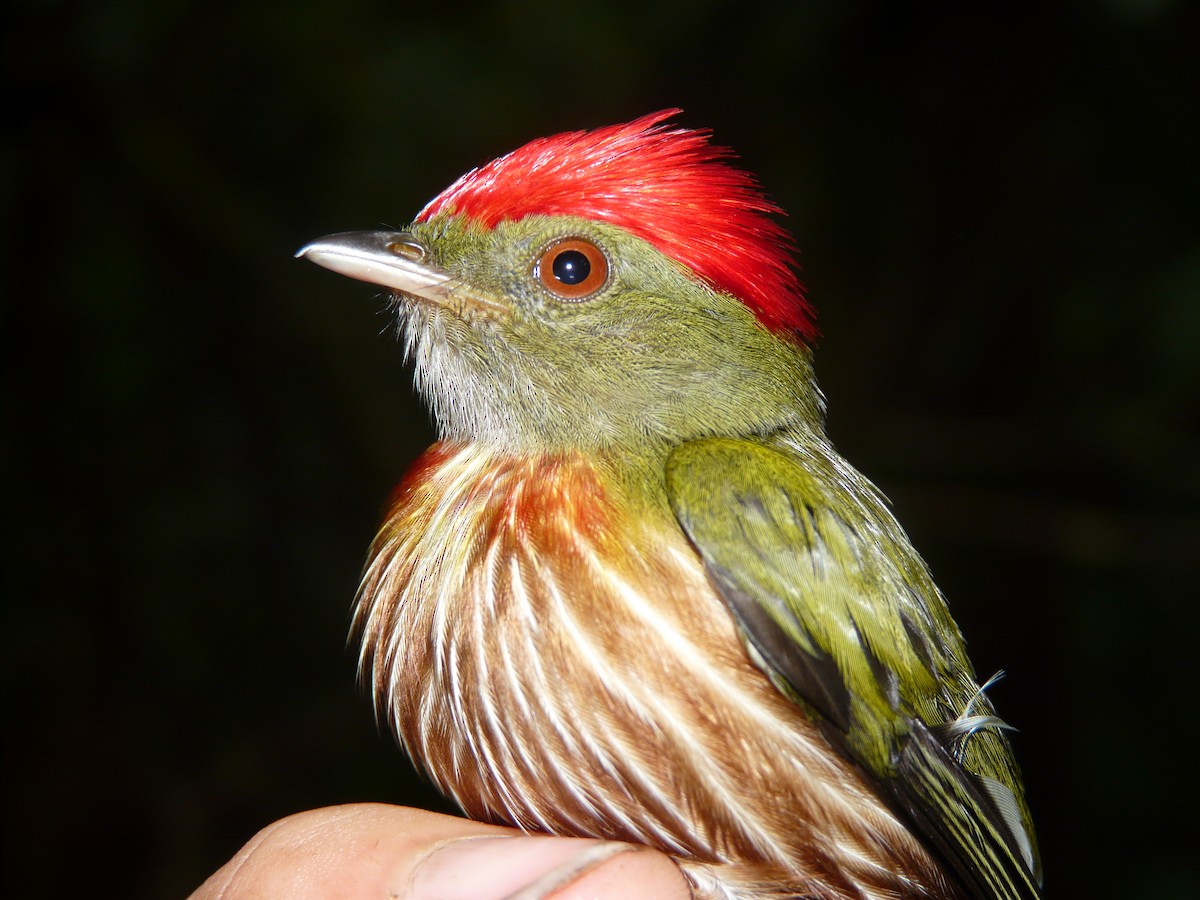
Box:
(418, 111, 814, 339)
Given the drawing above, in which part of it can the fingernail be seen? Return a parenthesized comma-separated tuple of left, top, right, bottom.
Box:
(407, 835, 632, 900)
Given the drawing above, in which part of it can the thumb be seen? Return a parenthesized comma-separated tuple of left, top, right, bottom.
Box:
(190, 803, 691, 900)
(409, 832, 689, 900)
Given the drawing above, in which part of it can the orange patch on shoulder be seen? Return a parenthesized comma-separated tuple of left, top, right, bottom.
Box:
(389, 442, 616, 554)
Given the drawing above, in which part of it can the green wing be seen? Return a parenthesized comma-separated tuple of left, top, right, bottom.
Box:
(665, 435, 1042, 900)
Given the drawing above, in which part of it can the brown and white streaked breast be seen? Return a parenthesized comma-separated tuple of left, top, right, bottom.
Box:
(355, 442, 954, 900)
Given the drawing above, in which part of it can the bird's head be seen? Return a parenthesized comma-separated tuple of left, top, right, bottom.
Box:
(300, 111, 822, 455)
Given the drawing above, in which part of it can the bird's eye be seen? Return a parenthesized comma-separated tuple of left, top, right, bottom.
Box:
(535, 238, 609, 300)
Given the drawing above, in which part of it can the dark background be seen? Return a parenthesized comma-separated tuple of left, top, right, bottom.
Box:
(4, 1, 1197, 897)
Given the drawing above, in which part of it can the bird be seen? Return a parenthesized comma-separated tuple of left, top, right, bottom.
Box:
(298, 110, 1042, 900)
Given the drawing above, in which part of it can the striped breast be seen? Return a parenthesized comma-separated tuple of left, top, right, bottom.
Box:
(355, 442, 954, 900)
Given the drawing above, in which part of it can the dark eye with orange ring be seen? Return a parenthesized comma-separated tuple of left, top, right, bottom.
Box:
(535, 238, 609, 300)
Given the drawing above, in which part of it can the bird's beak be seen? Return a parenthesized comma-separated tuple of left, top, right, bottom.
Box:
(296, 230, 507, 318)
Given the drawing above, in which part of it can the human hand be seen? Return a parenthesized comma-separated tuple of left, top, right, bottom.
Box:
(190, 803, 691, 899)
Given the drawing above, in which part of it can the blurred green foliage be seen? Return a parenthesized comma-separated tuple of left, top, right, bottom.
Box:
(3, 1, 1197, 897)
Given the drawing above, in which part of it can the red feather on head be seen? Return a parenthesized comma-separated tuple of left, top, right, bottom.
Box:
(417, 110, 815, 340)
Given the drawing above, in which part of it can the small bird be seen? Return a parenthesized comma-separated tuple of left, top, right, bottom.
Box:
(299, 111, 1042, 900)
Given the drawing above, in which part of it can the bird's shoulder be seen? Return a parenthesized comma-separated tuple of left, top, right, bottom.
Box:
(664, 432, 1042, 898)
(664, 431, 970, 732)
